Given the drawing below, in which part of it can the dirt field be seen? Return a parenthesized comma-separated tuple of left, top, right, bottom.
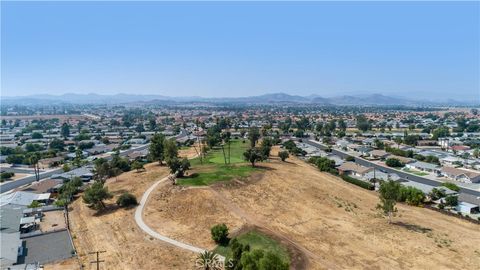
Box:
(144, 186, 245, 249)
(40, 210, 66, 232)
(44, 258, 80, 270)
(67, 163, 196, 270)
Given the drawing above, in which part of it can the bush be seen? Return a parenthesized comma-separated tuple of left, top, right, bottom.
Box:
(345, 156, 355, 162)
(385, 158, 404, 168)
(442, 182, 460, 192)
(397, 186, 425, 206)
(0, 172, 14, 180)
(211, 223, 229, 245)
(278, 151, 289, 162)
(340, 175, 374, 190)
(116, 192, 138, 207)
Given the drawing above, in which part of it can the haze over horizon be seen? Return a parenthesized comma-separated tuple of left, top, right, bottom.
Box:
(2, 1, 479, 101)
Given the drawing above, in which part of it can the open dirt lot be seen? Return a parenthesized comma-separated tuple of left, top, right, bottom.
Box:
(40, 210, 66, 232)
(144, 185, 245, 249)
(67, 163, 196, 270)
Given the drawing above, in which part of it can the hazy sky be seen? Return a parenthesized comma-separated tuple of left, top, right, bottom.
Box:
(1, 1, 479, 100)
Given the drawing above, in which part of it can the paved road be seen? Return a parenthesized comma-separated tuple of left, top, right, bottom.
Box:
(303, 139, 480, 197)
(134, 175, 209, 254)
(0, 167, 44, 174)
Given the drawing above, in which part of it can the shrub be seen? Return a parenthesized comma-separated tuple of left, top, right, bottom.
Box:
(398, 186, 425, 206)
(345, 156, 355, 162)
(0, 172, 14, 180)
(278, 151, 289, 162)
(340, 175, 374, 190)
(442, 182, 460, 192)
(116, 192, 138, 207)
(211, 223, 229, 245)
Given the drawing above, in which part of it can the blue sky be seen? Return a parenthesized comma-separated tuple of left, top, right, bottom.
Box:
(1, 1, 479, 100)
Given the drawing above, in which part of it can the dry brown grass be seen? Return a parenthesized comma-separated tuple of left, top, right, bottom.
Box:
(68, 163, 196, 270)
(66, 146, 480, 270)
(212, 147, 480, 269)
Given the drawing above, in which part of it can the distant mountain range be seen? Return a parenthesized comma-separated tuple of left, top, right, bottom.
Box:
(1, 92, 477, 106)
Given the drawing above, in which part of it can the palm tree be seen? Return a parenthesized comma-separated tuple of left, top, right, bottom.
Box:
(196, 251, 222, 270)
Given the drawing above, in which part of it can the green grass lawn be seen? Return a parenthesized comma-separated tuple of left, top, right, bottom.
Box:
(403, 168, 429, 176)
(214, 230, 290, 264)
(192, 139, 250, 165)
(179, 139, 258, 186)
(177, 165, 258, 186)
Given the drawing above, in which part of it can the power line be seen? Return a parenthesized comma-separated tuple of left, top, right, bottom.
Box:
(89, 250, 106, 270)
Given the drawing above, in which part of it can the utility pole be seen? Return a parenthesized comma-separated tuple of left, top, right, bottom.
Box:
(89, 251, 106, 270)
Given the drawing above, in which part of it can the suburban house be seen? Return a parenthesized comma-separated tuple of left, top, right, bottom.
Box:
(337, 162, 373, 178)
(51, 166, 94, 182)
(388, 155, 415, 165)
(405, 161, 441, 174)
(0, 206, 23, 267)
(326, 154, 344, 166)
(456, 202, 480, 214)
(441, 167, 480, 183)
(440, 156, 463, 166)
(0, 191, 51, 207)
(369, 150, 390, 160)
(457, 193, 480, 214)
(38, 156, 64, 169)
(362, 170, 400, 181)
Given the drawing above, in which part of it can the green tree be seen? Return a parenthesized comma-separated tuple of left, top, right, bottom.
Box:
(473, 148, 480, 158)
(248, 127, 260, 148)
(356, 115, 370, 132)
(210, 223, 229, 245)
(404, 135, 419, 146)
(61, 123, 70, 138)
(398, 186, 425, 206)
(49, 138, 65, 150)
(82, 181, 112, 210)
(260, 137, 273, 158)
(445, 195, 458, 207)
(149, 133, 166, 165)
(131, 161, 145, 172)
(163, 139, 178, 162)
(63, 164, 71, 172)
(385, 158, 404, 168)
(259, 251, 289, 270)
(166, 157, 190, 178)
(432, 126, 450, 140)
(429, 188, 446, 201)
(28, 201, 41, 208)
(377, 180, 401, 223)
(31, 132, 43, 139)
(243, 148, 264, 167)
(278, 151, 289, 162)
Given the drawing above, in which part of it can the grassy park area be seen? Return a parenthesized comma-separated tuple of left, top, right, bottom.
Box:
(177, 139, 260, 186)
(213, 230, 290, 264)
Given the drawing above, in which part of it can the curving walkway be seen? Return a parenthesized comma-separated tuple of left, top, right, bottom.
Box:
(134, 174, 207, 254)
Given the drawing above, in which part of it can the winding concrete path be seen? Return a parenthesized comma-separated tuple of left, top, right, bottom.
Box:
(134, 174, 207, 254)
